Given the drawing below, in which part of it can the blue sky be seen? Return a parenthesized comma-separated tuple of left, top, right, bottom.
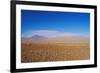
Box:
(21, 10, 90, 38)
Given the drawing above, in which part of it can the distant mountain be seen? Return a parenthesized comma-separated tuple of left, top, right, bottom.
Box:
(31, 35, 47, 40)
(22, 35, 47, 42)
(22, 34, 89, 44)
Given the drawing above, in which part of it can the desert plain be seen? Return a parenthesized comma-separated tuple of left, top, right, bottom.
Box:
(21, 36, 90, 63)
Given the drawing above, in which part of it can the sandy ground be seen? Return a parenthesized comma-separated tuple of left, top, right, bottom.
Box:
(21, 40, 90, 63)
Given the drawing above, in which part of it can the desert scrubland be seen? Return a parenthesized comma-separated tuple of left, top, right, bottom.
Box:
(21, 36, 90, 63)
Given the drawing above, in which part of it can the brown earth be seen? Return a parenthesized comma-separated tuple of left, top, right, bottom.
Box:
(21, 38, 90, 63)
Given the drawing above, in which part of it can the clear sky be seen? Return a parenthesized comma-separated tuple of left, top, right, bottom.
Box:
(21, 10, 90, 38)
